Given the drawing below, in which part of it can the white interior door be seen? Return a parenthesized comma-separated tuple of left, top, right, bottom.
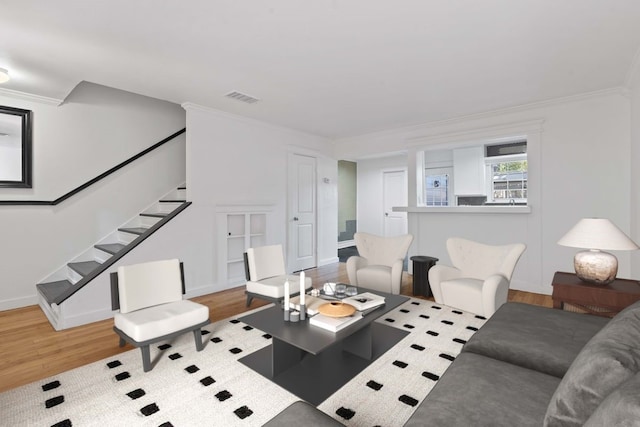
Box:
(383, 169, 408, 237)
(288, 153, 316, 272)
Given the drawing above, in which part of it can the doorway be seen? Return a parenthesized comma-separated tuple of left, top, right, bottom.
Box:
(338, 160, 357, 249)
(287, 153, 317, 272)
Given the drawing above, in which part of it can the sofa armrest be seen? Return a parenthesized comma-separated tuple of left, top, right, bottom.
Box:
(346, 255, 367, 286)
(428, 264, 462, 304)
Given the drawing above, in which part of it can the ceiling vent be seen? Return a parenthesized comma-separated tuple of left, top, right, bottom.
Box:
(224, 91, 260, 104)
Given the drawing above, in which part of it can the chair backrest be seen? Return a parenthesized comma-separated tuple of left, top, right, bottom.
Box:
(354, 232, 414, 267)
(446, 237, 526, 281)
(246, 244, 287, 281)
(116, 259, 183, 313)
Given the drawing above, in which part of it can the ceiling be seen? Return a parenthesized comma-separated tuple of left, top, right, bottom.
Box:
(1, 1, 640, 139)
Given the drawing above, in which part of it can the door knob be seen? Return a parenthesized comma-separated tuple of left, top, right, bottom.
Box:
(385, 212, 389, 217)
(293, 217, 299, 221)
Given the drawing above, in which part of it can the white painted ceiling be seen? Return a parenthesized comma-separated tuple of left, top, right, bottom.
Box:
(1, 1, 640, 138)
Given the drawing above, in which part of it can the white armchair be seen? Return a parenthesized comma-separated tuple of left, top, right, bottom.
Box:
(110, 259, 210, 372)
(346, 232, 413, 294)
(244, 244, 312, 306)
(429, 237, 526, 317)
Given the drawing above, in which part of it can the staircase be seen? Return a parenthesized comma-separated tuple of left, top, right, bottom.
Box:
(36, 185, 191, 330)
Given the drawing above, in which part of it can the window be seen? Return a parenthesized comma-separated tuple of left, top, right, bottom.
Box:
(425, 170, 451, 206)
(415, 119, 539, 211)
(485, 141, 527, 204)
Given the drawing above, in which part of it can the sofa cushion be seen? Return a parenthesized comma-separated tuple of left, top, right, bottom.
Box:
(114, 299, 209, 342)
(463, 302, 608, 378)
(246, 275, 312, 299)
(263, 401, 344, 426)
(356, 265, 392, 284)
(584, 372, 640, 426)
(544, 300, 640, 427)
(405, 352, 561, 427)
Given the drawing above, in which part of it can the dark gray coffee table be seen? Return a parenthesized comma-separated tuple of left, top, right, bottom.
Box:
(238, 288, 409, 405)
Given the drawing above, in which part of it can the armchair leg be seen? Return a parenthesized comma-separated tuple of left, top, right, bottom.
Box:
(141, 345, 152, 372)
(246, 294, 254, 307)
(193, 328, 205, 351)
(119, 337, 126, 348)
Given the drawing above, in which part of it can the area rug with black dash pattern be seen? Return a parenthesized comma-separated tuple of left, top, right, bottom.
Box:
(0, 299, 486, 427)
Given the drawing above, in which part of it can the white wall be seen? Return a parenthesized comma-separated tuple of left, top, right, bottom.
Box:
(0, 82, 186, 310)
(630, 67, 640, 279)
(336, 89, 632, 295)
(181, 104, 336, 295)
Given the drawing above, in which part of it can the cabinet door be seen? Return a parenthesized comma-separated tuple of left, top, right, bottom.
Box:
(218, 208, 270, 288)
(453, 146, 486, 196)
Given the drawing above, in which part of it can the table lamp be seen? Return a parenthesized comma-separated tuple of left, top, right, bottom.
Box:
(557, 218, 639, 285)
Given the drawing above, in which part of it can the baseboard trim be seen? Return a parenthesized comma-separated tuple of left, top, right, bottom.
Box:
(510, 280, 551, 296)
(185, 283, 219, 299)
(60, 307, 114, 330)
(0, 294, 38, 311)
(318, 257, 339, 267)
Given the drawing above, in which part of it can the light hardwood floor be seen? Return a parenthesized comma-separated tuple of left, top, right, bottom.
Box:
(0, 262, 552, 393)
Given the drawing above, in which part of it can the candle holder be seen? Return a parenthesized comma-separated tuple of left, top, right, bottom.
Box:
(284, 309, 290, 322)
(299, 304, 306, 321)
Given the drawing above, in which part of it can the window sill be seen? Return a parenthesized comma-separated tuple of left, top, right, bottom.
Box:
(393, 206, 531, 214)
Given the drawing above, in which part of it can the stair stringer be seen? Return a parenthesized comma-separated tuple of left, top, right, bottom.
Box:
(36, 186, 193, 330)
(41, 202, 212, 330)
(37, 188, 186, 288)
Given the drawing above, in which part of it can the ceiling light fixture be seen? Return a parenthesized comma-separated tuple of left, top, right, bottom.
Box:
(0, 68, 9, 84)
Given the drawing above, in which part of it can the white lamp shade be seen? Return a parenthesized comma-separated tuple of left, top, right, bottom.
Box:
(557, 218, 639, 251)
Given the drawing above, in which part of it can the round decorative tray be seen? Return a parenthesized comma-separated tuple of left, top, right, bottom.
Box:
(317, 302, 356, 318)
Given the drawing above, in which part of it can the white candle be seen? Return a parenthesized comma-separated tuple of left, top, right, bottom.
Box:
(299, 271, 305, 305)
(284, 280, 290, 311)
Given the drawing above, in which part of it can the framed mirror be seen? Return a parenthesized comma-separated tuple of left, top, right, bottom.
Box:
(0, 105, 32, 188)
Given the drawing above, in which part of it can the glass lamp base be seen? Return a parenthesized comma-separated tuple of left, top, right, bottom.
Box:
(574, 249, 617, 285)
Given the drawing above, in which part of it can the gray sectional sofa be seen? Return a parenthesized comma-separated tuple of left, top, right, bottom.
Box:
(267, 300, 640, 426)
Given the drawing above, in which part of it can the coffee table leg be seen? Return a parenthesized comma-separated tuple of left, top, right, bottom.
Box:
(272, 337, 304, 377)
(342, 325, 373, 360)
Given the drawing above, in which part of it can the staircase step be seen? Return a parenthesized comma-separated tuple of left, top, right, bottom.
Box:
(68, 261, 102, 277)
(36, 200, 192, 329)
(159, 199, 186, 203)
(139, 212, 169, 218)
(37, 280, 73, 304)
(118, 227, 149, 235)
(94, 243, 126, 255)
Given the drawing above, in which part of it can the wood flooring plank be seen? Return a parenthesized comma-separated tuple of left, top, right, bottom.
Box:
(0, 262, 552, 393)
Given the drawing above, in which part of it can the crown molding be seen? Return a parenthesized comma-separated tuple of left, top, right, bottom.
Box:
(337, 87, 626, 145)
(0, 87, 64, 106)
(407, 119, 545, 148)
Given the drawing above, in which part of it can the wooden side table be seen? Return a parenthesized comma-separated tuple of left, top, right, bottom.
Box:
(551, 271, 640, 318)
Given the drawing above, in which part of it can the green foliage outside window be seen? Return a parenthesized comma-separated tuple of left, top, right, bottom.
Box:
(493, 160, 527, 173)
